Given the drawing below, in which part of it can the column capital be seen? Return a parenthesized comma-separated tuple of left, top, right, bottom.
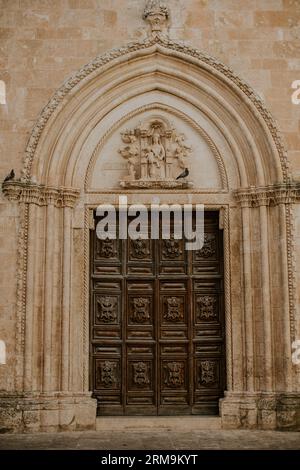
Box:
(234, 182, 300, 207)
(2, 181, 80, 208)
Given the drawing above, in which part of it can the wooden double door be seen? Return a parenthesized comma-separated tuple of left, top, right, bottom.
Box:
(90, 211, 225, 415)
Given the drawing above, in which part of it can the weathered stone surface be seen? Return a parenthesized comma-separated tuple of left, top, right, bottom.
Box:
(0, 0, 300, 434)
(1, 423, 300, 450)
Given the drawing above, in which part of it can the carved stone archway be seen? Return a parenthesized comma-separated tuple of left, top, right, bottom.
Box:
(2, 5, 300, 431)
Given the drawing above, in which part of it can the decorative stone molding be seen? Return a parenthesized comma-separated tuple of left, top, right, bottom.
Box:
(143, 0, 170, 34)
(2, 181, 80, 208)
(286, 204, 297, 340)
(234, 183, 300, 207)
(21, 35, 289, 183)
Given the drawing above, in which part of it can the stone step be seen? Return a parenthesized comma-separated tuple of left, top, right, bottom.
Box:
(96, 416, 222, 431)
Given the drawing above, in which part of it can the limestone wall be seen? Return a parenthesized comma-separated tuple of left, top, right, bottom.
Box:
(0, 0, 300, 429)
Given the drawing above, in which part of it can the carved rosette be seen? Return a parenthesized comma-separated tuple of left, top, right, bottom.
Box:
(119, 118, 193, 189)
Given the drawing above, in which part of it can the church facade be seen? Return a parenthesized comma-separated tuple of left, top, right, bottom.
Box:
(0, 0, 300, 433)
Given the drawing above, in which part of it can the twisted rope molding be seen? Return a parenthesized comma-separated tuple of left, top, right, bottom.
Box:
(223, 206, 233, 391)
(21, 35, 289, 183)
(85, 102, 229, 191)
(83, 208, 91, 391)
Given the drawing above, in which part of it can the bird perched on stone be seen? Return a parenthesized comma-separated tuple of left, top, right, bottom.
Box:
(176, 168, 189, 180)
(3, 169, 15, 183)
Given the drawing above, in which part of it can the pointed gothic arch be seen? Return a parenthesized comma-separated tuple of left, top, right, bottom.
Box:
(2, 35, 299, 432)
(22, 37, 288, 188)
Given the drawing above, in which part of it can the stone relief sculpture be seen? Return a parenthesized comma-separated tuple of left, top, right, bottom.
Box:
(119, 118, 193, 188)
(143, 0, 169, 34)
(118, 132, 139, 180)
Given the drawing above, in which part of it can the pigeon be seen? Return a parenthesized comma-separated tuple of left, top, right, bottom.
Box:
(3, 169, 15, 183)
(176, 168, 189, 180)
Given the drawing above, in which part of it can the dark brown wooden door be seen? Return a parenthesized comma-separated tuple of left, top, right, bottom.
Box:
(90, 211, 225, 415)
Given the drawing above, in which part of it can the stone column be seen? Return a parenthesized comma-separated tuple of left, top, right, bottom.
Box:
(259, 201, 273, 392)
(241, 203, 254, 392)
(61, 206, 72, 391)
(24, 203, 37, 391)
(43, 203, 55, 392)
(1, 182, 97, 433)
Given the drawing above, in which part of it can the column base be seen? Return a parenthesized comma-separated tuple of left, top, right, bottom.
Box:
(0, 392, 97, 433)
(220, 391, 300, 430)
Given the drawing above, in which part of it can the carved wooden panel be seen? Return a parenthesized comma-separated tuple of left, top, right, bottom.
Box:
(95, 295, 119, 324)
(163, 296, 185, 323)
(128, 296, 152, 324)
(95, 359, 120, 390)
(195, 295, 218, 322)
(91, 210, 225, 415)
(162, 361, 186, 389)
(195, 234, 217, 260)
(96, 238, 118, 260)
(129, 238, 152, 261)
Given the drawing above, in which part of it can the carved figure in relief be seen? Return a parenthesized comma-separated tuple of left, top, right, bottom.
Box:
(119, 118, 193, 189)
(173, 134, 192, 169)
(143, 0, 169, 34)
(119, 132, 139, 181)
(149, 132, 166, 179)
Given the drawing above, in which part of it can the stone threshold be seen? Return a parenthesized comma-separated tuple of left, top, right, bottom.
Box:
(96, 416, 221, 431)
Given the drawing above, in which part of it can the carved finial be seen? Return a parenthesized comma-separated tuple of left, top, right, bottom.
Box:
(143, 0, 170, 35)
